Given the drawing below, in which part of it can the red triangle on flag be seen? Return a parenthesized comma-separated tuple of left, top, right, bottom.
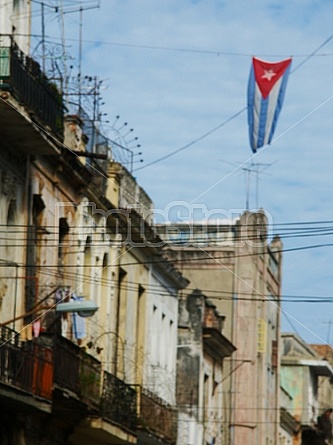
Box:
(253, 57, 292, 99)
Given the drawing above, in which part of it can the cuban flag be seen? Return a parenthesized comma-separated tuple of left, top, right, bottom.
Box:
(247, 57, 292, 152)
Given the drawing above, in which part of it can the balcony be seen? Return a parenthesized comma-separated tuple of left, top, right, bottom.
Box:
(138, 388, 178, 444)
(53, 336, 101, 407)
(54, 337, 137, 444)
(0, 328, 138, 441)
(100, 371, 137, 432)
(202, 300, 236, 361)
(0, 36, 64, 154)
(0, 326, 53, 411)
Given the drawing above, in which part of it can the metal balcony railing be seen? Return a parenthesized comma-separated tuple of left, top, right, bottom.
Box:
(53, 335, 80, 394)
(138, 388, 178, 444)
(0, 329, 138, 433)
(0, 326, 53, 399)
(0, 36, 64, 139)
(79, 352, 101, 406)
(53, 336, 101, 405)
(54, 337, 137, 430)
(100, 371, 137, 432)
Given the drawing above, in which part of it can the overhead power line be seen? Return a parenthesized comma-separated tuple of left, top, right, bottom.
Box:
(36, 34, 333, 59)
(2, 253, 333, 305)
(0, 240, 331, 266)
(134, 108, 247, 172)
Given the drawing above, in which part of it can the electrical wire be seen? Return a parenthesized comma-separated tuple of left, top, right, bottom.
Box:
(1, 6, 331, 429)
(4, 2, 333, 351)
(3, 220, 333, 241)
(27, 3, 333, 173)
(0, 238, 333, 267)
(134, 108, 247, 172)
(2, 252, 333, 304)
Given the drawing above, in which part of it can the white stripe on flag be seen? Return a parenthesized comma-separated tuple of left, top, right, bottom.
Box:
(263, 76, 283, 146)
(253, 82, 262, 149)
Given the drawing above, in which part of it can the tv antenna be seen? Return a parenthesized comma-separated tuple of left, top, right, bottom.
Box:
(32, 1, 100, 96)
(323, 320, 333, 350)
(244, 161, 275, 210)
(220, 160, 276, 210)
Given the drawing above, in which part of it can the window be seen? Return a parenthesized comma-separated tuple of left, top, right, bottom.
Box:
(271, 340, 278, 369)
(6, 200, 16, 255)
(58, 217, 69, 267)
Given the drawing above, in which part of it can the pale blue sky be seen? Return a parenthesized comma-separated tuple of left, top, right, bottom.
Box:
(31, 0, 333, 344)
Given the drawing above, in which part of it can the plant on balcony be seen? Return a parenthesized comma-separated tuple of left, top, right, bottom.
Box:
(79, 352, 101, 405)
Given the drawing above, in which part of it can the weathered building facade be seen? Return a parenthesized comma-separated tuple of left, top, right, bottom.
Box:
(4, 3, 333, 445)
(176, 289, 236, 445)
(157, 211, 283, 445)
(279, 385, 300, 445)
(309, 344, 333, 414)
(0, 2, 189, 443)
(281, 333, 333, 445)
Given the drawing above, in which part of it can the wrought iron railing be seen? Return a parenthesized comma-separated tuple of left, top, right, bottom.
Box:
(0, 36, 64, 139)
(53, 336, 101, 406)
(0, 328, 175, 439)
(100, 371, 137, 431)
(139, 388, 178, 444)
(79, 351, 101, 406)
(0, 326, 53, 399)
(0, 331, 102, 405)
(53, 335, 80, 394)
(23, 342, 53, 399)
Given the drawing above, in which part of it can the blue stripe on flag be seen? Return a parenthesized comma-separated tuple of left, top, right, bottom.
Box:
(247, 67, 256, 151)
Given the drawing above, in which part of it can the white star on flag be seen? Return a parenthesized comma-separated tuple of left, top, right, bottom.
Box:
(262, 69, 276, 81)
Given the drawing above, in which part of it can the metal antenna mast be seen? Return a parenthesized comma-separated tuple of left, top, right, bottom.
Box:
(220, 160, 275, 210)
(59, 0, 69, 105)
(41, 2, 45, 72)
(55, 1, 100, 104)
(78, 6, 83, 110)
(243, 161, 275, 210)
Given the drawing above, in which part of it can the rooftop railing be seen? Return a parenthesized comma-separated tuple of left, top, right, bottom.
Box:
(0, 35, 64, 139)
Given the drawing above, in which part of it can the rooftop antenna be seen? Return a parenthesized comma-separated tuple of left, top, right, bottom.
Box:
(33, 1, 99, 76)
(77, 3, 100, 109)
(41, 2, 45, 72)
(59, 0, 69, 106)
(323, 320, 333, 350)
(35, 1, 60, 72)
(55, 1, 100, 105)
(220, 160, 276, 210)
(78, 6, 83, 110)
(243, 161, 275, 210)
